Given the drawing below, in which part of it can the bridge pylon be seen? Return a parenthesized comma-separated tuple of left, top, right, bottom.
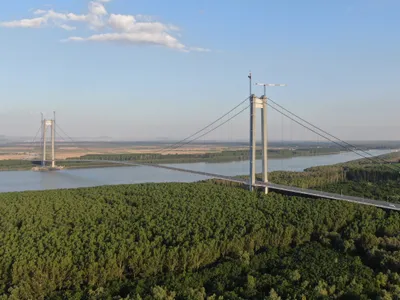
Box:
(249, 94, 268, 193)
(249, 77, 287, 193)
(38, 111, 60, 170)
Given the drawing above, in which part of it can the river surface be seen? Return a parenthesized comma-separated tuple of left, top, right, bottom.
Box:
(0, 150, 391, 193)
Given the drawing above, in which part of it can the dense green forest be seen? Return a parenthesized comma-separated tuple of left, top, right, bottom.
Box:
(0, 152, 399, 298)
(0, 182, 399, 299)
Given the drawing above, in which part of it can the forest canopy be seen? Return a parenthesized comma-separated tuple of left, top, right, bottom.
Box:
(0, 182, 399, 299)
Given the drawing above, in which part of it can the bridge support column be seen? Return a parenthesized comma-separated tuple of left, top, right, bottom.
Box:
(249, 94, 269, 193)
(261, 95, 268, 194)
(42, 119, 47, 167)
(51, 112, 55, 168)
(249, 95, 257, 191)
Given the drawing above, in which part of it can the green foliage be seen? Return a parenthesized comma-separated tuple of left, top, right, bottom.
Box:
(0, 182, 399, 299)
(266, 288, 281, 300)
(0, 159, 39, 171)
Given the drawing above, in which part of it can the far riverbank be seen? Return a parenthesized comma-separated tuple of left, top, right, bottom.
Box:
(0, 149, 392, 193)
(2, 147, 396, 173)
(0, 147, 346, 171)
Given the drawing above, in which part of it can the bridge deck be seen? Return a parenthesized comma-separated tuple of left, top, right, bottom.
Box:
(264, 182, 399, 211)
(45, 159, 400, 211)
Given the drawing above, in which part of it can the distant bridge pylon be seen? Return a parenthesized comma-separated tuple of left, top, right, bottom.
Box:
(39, 111, 59, 170)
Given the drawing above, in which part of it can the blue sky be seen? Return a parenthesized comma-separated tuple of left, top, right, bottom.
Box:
(0, 0, 399, 141)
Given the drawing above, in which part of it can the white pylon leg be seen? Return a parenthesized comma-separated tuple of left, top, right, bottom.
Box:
(249, 95, 256, 191)
(51, 119, 55, 168)
(42, 119, 47, 167)
(261, 95, 268, 194)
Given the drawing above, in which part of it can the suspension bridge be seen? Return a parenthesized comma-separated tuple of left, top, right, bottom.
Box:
(17, 76, 400, 211)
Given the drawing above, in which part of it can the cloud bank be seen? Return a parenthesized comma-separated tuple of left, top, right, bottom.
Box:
(0, 1, 209, 52)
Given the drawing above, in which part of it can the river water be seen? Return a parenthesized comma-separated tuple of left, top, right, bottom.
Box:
(0, 150, 391, 193)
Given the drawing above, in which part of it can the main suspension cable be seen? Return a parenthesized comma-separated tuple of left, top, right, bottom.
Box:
(267, 102, 400, 173)
(163, 105, 250, 152)
(267, 97, 398, 167)
(156, 96, 249, 154)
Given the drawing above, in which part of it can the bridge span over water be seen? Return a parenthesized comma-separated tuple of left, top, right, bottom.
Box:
(31, 83, 400, 213)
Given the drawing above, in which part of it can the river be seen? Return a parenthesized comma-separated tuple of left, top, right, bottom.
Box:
(0, 150, 391, 193)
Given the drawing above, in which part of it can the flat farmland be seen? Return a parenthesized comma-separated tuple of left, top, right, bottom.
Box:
(0, 143, 245, 160)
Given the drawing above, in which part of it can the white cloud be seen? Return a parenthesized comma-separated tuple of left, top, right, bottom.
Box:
(66, 32, 186, 50)
(67, 13, 87, 22)
(135, 15, 155, 22)
(59, 24, 76, 31)
(63, 36, 84, 42)
(0, 0, 209, 52)
(108, 14, 172, 34)
(78, 1, 109, 29)
(0, 17, 45, 28)
(42, 10, 69, 21)
(89, 2, 107, 16)
(108, 14, 136, 31)
(189, 47, 211, 52)
(34, 9, 47, 15)
(0, 9, 85, 29)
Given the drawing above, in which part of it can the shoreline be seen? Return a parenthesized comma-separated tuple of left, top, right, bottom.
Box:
(0, 148, 395, 173)
(0, 149, 347, 172)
